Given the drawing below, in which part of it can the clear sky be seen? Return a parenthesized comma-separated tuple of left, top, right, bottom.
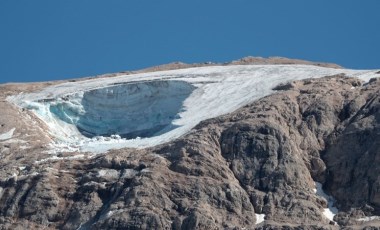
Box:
(1, 0, 379, 83)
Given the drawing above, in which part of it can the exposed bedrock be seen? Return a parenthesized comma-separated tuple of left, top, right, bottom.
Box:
(49, 80, 195, 138)
(2, 75, 380, 229)
(323, 85, 380, 211)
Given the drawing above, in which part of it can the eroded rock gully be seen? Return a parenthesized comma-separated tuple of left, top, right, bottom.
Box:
(1, 75, 380, 229)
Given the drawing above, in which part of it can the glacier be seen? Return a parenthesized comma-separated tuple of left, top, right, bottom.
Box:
(49, 80, 195, 139)
(7, 64, 380, 153)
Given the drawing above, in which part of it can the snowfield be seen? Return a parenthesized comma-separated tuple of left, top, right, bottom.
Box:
(7, 64, 380, 153)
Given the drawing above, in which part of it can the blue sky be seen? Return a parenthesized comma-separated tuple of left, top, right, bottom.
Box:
(1, 1, 379, 83)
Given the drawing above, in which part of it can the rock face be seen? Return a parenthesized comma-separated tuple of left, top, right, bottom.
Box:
(1, 63, 380, 229)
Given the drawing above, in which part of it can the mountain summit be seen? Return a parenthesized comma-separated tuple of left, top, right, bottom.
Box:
(1, 57, 380, 229)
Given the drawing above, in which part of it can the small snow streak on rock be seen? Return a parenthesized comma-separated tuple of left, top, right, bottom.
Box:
(0, 128, 15, 141)
(357, 216, 380, 222)
(255, 213, 265, 224)
(314, 182, 338, 223)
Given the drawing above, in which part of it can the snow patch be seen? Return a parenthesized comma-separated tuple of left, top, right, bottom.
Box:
(7, 65, 380, 153)
(141, 168, 152, 173)
(357, 216, 380, 222)
(19, 145, 30, 150)
(314, 182, 338, 223)
(106, 210, 114, 218)
(255, 213, 265, 224)
(0, 128, 15, 141)
(122, 169, 138, 179)
(35, 154, 88, 164)
(97, 169, 120, 180)
(3, 138, 27, 144)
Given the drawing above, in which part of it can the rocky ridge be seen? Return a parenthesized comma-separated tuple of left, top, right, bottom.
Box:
(0, 59, 380, 229)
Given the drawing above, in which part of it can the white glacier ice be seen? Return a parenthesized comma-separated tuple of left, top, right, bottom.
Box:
(48, 80, 194, 139)
(7, 64, 380, 153)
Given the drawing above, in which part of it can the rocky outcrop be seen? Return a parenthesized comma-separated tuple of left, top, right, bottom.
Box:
(1, 73, 380, 229)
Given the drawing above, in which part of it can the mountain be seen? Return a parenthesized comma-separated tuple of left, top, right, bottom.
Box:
(0, 57, 380, 229)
